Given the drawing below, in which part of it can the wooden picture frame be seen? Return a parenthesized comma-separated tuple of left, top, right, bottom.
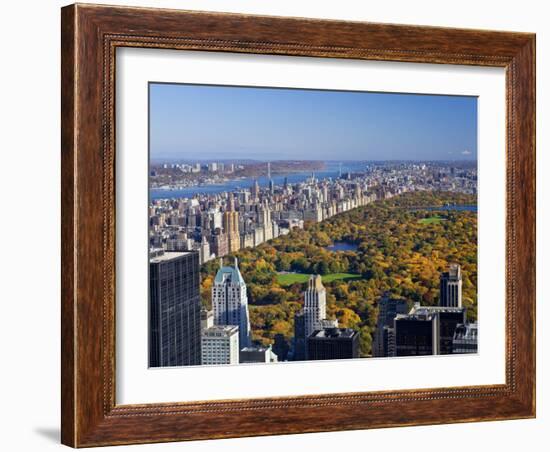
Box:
(61, 3, 535, 447)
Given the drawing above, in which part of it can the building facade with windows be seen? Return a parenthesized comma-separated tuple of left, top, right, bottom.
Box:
(372, 294, 409, 357)
(393, 303, 466, 356)
(211, 257, 251, 347)
(149, 250, 201, 367)
(303, 274, 327, 338)
(201, 325, 239, 365)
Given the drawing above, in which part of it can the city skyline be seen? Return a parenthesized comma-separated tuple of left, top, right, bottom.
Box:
(150, 83, 477, 162)
(149, 160, 478, 366)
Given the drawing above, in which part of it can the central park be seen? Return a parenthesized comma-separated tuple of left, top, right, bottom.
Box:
(200, 190, 478, 358)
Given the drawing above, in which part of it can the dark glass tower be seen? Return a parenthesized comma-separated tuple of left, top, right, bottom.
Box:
(149, 250, 201, 367)
(394, 304, 466, 356)
(372, 294, 409, 357)
(307, 328, 360, 361)
(292, 311, 307, 361)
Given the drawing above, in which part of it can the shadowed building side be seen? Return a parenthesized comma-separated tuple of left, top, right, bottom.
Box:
(149, 249, 201, 367)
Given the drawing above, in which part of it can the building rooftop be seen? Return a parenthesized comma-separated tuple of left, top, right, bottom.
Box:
(202, 325, 239, 337)
(240, 346, 271, 353)
(395, 303, 465, 322)
(149, 249, 192, 263)
(214, 257, 246, 285)
(307, 274, 325, 291)
(310, 328, 357, 339)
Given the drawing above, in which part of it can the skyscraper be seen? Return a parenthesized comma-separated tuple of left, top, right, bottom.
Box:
(393, 303, 466, 356)
(149, 250, 201, 367)
(372, 294, 409, 357)
(307, 328, 360, 360)
(212, 257, 251, 347)
(439, 263, 463, 307)
(303, 274, 327, 338)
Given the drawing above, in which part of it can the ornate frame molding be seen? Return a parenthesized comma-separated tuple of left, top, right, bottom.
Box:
(61, 4, 535, 447)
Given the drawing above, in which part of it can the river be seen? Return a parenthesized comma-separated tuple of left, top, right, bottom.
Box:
(150, 161, 366, 200)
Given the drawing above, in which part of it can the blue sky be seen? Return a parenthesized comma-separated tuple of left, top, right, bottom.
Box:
(149, 83, 477, 162)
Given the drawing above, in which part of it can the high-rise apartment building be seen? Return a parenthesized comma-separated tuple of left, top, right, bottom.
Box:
(439, 263, 463, 307)
(149, 250, 201, 367)
(211, 231, 228, 258)
(212, 258, 251, 347)
(201, 325, 239, 365)
(223, 195, 241, 253)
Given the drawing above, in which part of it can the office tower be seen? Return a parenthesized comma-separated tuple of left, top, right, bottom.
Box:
(303, 274, 327, 338)
(307, 328, 360, 361)
(239, 345, 278, 364)
(440, 263, 463, 307)
(149, 250, 201, 367)
(393, 303, 466, 356)
(201, 325, 239, 365)
(212, 257, 251, 347)
(372, 295, 409, 357)
(453, 322, 478, 354)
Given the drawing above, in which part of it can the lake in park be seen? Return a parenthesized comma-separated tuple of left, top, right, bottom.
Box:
(325, 241, 359, 252)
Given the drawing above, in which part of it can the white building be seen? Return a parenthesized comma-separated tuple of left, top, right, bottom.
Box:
(199, 236, 212, 264)
(212, 257, 251, 347)
(201, 325, 239, 365)
(200, 309, 214, 330)
(303, 274, 327, 338)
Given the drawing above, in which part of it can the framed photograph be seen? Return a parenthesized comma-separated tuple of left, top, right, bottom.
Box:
(61, 3, 536, 447)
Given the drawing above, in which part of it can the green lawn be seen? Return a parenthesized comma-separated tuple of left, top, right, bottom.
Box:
(276, 272, 362, 286)
(418, 216, 444, 225)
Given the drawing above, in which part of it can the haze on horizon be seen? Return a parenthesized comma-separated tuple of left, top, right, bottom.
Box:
(150, 83, 478, 162)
